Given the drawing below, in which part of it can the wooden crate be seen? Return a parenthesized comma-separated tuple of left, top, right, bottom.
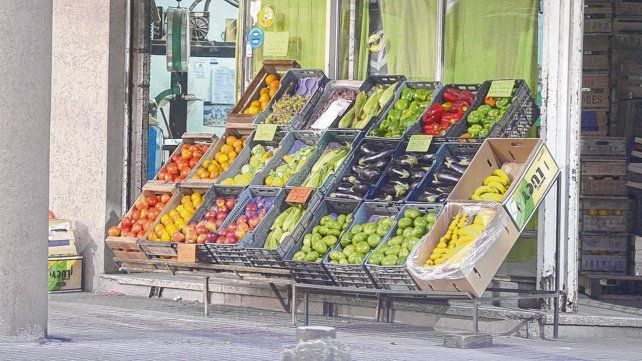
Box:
(581, 110, 609, 136)
(584, 34, 611, 52)
(583, 52, 610, 71)
(582, 158, 628, 175)
(612, 33, 642, 51)
(183, 127, 253, 187)
(580, 137, 627, 157)
(105, 237, 156, 272)
(614, 76, 642, 99)
(147, 133, 215, 188)
(580, 234, 629, 252)
(584, 1, 613, 34)
(615, 1, 642, 17)
(226, 60, 300, 128)
(581, 252, 628, 273)
(614, 18, 642, 33)
(580, 274, 642, 299)
(581, 196, 631, 233)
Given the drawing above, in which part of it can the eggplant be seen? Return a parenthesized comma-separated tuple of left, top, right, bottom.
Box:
(410, 180, 422, 189)
(358, 149, 393, 166)
(351, 183, 369, 195)
(434, 169, 462, 184)
(336, 184, 354, 193)
(373, 159, 389, 170)
(398, 154, 418, 168)
(380, 181, 410, 199)
(418, 153, 437, 165)
(447, 162, 468, 175)
(435, 185, 455, 194)
(346, 175, 364, 185)
(331, 192, 363, 200)
(410, 170, 427, 182)
(359, 142, 379, 156)
(389, 166, 410, 180)
(419, 192, 439, 203)
(356, 167, 381, 182)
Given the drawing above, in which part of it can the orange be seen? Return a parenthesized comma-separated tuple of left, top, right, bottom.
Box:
(227, 150, 237, 162)
(269, 79, 280, 90)
(268, 87, 277, 98)
(246, 105, 261, 115)
(260, 99, 270, 110)
(265, 74, 278, 85)
(221, 144, 233, 154)
(226, 135, 238, 145)
(209, 171, 218, 179)
(260, 87, 269, 95)
(259, 93, 271, 102)
(232, 139, 243, 149)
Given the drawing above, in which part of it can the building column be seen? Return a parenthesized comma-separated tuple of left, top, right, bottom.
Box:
(0, 2, 52, 341)
(49, 0, 127, 290)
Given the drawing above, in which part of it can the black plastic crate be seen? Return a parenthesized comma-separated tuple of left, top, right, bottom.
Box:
(446, 79, 539, 140)
(253, 69, 329, 131)
(406, 142, 481, 203)
(405, 83, 481, 142)
(285, 198, 361, 285)
(365, 203, 443, 291)
(323, 202, 401, 289)
(331, 74, 406, 133)
(367, 81, 442, 141)
(326, 137, 403, 201)
(207, 186, 285, 266)
(245, 188, 323, 268)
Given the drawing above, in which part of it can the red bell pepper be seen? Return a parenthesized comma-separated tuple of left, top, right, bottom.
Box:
(460, 90, 475, 104)
(442, 88, 461, 103)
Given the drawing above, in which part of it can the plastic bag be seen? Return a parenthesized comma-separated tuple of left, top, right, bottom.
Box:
(406, 202, 507, 282)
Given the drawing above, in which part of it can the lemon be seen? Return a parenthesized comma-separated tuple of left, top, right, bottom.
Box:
(160, 232, 171, 242)
(191, 192, 202, 204)
(160, 215, 171, 226)
(265, 176, 273, 186)
(169, 210, 180, 219)
(181, 195, 191, 206)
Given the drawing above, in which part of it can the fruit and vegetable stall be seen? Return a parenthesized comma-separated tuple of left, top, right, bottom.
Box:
(106, 66, 559, 302)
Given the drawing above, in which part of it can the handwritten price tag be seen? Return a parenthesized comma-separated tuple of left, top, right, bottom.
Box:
(286, 187, 314, 204)
(487, 80, 515, 98)
(406, 135, 433, 152)
(254, 124, 278, 141)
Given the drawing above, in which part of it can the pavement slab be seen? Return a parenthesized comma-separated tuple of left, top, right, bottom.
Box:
(0, 293, 640, 360)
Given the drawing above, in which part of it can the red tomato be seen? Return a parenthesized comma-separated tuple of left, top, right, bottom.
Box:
(147, 196, 159, 207)
(166, 162, 179, 175)
(120, 229, 131, 237)
(136, 231, 146, 239)
(171, 153, 181, 162)
(107, 226, 120, 237)
(181, 148, 193, 160)
(176, 159, 189, 171)
(120, 217, 133, 229)
(155, 202, 165, 211)
(189, 158, 198, 168)
(131, 209, 141, 220)
(140, 208, 149, 220)
(160, 193, 171, 204)
(180, 168, 191, 177)
(192, 151, 203, 160)
(143, 219, 153, 231)
(131, 223, 143, 234)
(166, 174, 175, 182)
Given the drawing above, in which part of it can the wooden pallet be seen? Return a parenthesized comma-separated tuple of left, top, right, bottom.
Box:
(580, 274, 642, 300)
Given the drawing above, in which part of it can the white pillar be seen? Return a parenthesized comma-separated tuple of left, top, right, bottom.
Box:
(49, 0, 127, 290)
(539, 0, 583, 311)
(0, 2, 52, 341)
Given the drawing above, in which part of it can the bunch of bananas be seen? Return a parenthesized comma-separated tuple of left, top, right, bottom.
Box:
(423, 210, 495, 267)
(471, 169, 511, 202)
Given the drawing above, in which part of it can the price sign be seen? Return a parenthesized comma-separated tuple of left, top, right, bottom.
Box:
(286, 187, 314, 204)
(254, 124, 277, 141)
(406, 135, 433, 152)
(487, 80, 515, 98)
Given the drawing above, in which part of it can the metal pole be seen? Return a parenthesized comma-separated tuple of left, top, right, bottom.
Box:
(304, 291, 309, 326)
(435, 0, 446, 81)
(203, 276, 210, 316)
(472, 301, 479, 334)
(554, 178, 562, 339)
(325, 0, 341, 79)
(291, 285, 297, 326)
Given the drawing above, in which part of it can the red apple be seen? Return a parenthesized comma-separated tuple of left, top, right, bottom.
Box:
(225, 197, 236, 210)
(107, 226, 120, 237)
(215, 197, 226, 207)
(246, 203, 257, 214)
(217, 205, 228, 213)
(196, 234, 207, 244)
(120, 217, 133, 229)
(227, 222, 237, 231)
(195, 224, 207, 235)
(160, 193, 171, 204)
(216, 212, 227, 220)
(204, 210, 217, 221)
(205, 220, 217, 232)
(248, 216, 260, 229)
(185, 230, 198, 244)
(172, 231, 186, 243)
(147, 196, 159, 207)
(131, 223, 143, 234)
(215, 218, 225, 228)
(237, 215, 248, 225)
(205, 232, 218, 243)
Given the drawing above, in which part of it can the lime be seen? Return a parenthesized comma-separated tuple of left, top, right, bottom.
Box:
(402, 227, 415, 238)
(367, 234, 382, 248)
(293, 251, 306, 261)
(322, 235, 338, 247)
(412, 226, 427, 238)
(397, 217, 413, 229)
(320, 215, 332, 226)
(318, 226, 329, 236)
(376, 225, 389, 237)
(312, 239, 328, 255)
(381, 255, 398, 266)
(339, 258, 349, 265)
(355, 242, 371, 254)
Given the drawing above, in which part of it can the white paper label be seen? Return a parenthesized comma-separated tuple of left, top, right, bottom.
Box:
(311, 98, 352, 130)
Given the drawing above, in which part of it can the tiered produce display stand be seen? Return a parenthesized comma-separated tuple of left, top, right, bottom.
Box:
(106, 66, 563, 337)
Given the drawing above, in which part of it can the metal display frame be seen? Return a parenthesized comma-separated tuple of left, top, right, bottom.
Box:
(113, 175, 563, 338)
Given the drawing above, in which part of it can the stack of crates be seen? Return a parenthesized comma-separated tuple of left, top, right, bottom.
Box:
(580, 137, 630, 274)
(582, 0, 613, 136)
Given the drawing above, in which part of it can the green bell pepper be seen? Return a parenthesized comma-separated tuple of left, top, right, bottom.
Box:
(495, 97, 510, 109)
(401, 88, 414, 101)
(478, 128, 489, 138)
(394, 99, 409, 111)
(413, 88, 429, 101)
(387, 108, 402, 122)
(467, 124, 483, 136)
(467, 110, 482, 124)
(477, 104, 492, 116)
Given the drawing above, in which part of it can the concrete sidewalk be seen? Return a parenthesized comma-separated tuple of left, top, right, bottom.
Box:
(1, 293, 641, 360)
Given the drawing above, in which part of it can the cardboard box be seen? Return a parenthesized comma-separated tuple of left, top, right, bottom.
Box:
(48, 256, 83, 293)
(409, 204, 520, 298)
(448, 138, 560, 232)
(48, 218, 77, 257)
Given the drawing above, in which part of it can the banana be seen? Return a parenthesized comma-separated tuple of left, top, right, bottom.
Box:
(487, 181, 507, 194)
(471, 194, 482, 201)
(480, 192, 504, 202)
(455, 238, 473, 247)
(473, 185, 498, 197)
(473, 215, 486, 226)
(483, 175, 505, 186)
(458, 224, 484, 238)
(493, 169, 511, 185)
